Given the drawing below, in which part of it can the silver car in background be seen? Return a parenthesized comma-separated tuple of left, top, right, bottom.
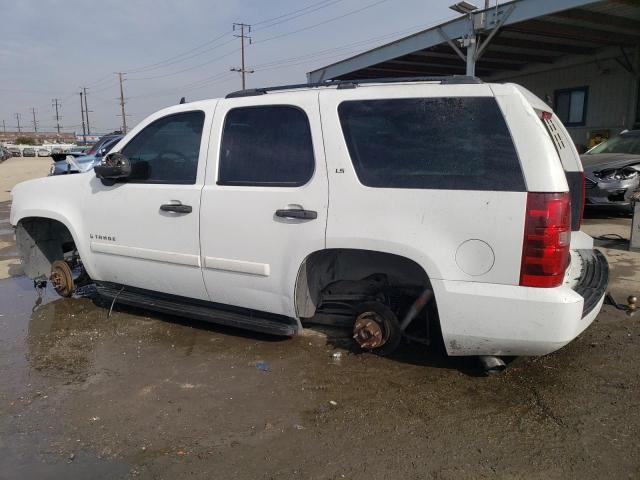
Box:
(581, 130, 640, 211)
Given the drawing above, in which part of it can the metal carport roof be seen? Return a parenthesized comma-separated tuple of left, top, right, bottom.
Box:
(307, 0, 640, 82)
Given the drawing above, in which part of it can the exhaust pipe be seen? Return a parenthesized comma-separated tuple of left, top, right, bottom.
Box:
(478, 355, 506, 375)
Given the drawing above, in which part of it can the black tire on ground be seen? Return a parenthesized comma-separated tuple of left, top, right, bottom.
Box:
(353, 301, 402, 356)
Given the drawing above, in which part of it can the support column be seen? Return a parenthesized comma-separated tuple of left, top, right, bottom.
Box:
(465, 34, 477, 77)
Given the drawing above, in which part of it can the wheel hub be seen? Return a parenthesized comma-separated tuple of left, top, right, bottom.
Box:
(50, 260, 75, 297)
(353, 311, 388, 349)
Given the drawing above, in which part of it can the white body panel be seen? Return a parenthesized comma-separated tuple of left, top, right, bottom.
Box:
(79, 102, 216, 300)
(434, 278, 602, 356)
(318, 84, 527, 285)
(199, 93, 328, 317)
(9, 81, 605, 357)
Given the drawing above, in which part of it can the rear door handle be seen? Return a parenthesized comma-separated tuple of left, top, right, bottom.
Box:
(160, 204, 192, 214)
(275, 209, 317, 220)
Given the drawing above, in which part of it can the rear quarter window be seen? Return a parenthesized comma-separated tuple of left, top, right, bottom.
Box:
(337, 97, 525, 191)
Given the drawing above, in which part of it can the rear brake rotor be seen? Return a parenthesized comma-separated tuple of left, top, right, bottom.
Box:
(50, 260, 75, 297)
(353, 311, 389, 349)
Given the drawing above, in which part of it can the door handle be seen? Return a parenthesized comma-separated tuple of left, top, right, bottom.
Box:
(275, 209, 317, 220)
(160, 204, 192, 214)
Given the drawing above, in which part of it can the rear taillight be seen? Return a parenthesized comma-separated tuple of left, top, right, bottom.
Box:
(520, 192, 571, 288)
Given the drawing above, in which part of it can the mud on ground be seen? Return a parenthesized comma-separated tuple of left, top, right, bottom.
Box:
(0, 200, 639, 479)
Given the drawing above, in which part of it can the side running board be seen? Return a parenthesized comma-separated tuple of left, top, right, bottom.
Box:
(96, 284, 297, 336)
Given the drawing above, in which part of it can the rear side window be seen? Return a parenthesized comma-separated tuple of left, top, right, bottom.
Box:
(218, 105, 315, 187)
(338, 97, 525, 191)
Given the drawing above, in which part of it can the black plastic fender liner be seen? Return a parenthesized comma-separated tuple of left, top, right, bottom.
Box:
(573, 249, 609, 316)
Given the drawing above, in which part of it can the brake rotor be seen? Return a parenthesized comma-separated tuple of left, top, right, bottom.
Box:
(353, 311, 389, 349)
(50, 260, 75, 297)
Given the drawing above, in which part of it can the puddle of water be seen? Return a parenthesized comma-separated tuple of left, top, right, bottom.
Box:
(0, 451, 130, 480)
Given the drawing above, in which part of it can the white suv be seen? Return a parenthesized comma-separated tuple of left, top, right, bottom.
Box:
(10, 77, 608, 361)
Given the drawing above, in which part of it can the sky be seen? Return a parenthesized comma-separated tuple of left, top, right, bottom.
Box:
(0, 0, 469, 134)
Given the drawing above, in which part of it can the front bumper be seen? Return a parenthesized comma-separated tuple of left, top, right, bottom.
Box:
(585, 176, 639, 207)
(434, 248, 608, 356)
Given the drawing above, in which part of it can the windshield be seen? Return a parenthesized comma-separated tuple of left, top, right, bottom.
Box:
(587, 132, 640, 155)
(86, 136, 113, 155)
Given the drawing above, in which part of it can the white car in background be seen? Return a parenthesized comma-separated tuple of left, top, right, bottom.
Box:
(9, 77, 608, 371)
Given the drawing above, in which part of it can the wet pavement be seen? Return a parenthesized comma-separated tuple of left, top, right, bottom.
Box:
(0, 206, 639, 479)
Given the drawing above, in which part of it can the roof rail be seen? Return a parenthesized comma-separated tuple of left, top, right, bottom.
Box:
(225, 75, 482, 98)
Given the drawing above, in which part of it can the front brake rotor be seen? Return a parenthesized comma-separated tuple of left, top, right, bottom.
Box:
(353, 311, 389, 349)
(50, 260, 75, 297)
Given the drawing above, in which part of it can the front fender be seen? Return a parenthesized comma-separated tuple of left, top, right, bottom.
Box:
(10, 175, 96, 279)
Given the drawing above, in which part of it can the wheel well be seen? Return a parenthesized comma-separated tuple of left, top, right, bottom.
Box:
(295, 248, 432, 319)
(15, 217, 76, 281)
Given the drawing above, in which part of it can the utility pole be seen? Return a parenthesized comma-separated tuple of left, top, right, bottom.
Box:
(15, 113, 21, 133)
(79, 91, 87, 143)
(116, 72, 129, 134)
(231, 23, 254, 90)
(2, 120, 6, 133)
(82, 87, 91, 135)
(52, 98, 62, 134)
(30, 107, 38, 133)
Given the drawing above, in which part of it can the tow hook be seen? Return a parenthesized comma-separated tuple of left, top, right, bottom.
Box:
(604, 292, 638, 317)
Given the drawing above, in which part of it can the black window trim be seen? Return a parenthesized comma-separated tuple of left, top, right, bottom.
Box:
(216, 104, 316, 188)
(554, 86, 588, 127)
(118, 109, 206, 185)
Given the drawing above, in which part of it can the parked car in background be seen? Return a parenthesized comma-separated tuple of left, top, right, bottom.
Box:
(49, 135, 123, 175)
(84, 133, 123, 157)
(22, 147, 36, 157)
(68, 146, 89, 154)
(51, 147, 63, 155)
(38, 148, 50, 157)
(581, 130, 640, 210)
(0, 146, 12, 162)
(8, 147, 21, 157)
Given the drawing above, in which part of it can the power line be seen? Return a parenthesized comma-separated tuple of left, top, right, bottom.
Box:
(125, 0, 344, 75)
(52, 98, 62, 134)
(127, 32, 234, 74)
(116, 72, 130, 134)
(79, 91, 87, 142)
(254, 0, 390, 45)
(30, 107, 38, 133)
(253, 0, 345, 31)
(82, 87, 92, 134)
(230, 23, 254, 90)
(127, 71, 234, 100)
(127, 49, 239, 81)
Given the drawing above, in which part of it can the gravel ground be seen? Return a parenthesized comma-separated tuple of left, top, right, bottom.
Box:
(0, 160, 639, 479)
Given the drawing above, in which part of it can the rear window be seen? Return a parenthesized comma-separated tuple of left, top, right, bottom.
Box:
(337, 97, 525, 191)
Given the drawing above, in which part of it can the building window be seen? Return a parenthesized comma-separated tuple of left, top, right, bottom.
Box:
(554, 87, 588, 127)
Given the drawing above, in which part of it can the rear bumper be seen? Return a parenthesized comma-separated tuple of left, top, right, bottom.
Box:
(434, 249, 608, 356)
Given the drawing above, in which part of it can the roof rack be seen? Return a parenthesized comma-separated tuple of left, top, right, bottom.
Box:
(225, 75, 482, 98)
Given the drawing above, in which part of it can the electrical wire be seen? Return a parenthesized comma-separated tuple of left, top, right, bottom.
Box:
(252, 0, 345, 31)
(254, 0, 390, 45)
(127, 49, 240, 81)
(127, 32, 234, 74)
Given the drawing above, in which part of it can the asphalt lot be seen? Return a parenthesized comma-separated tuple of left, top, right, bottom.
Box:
(0, 158, 639, 479)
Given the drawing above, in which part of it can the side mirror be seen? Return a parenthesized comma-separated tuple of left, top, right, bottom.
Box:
(94, 152, 132, 182)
